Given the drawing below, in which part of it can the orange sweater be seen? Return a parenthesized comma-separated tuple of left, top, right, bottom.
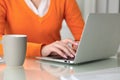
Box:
(0, 0, 84, 57)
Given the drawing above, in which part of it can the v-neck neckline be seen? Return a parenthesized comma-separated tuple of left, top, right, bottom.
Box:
(21, 0, 53, 20)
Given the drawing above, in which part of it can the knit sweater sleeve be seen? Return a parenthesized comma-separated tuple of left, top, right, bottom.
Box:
(64, 0, 84, 41)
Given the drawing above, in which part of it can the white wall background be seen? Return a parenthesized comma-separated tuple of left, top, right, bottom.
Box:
(83, 0, 119, 20)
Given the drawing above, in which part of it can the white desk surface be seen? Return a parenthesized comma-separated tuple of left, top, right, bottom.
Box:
(0, 56, 120, 80)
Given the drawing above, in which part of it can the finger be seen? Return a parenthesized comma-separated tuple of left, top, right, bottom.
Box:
(60, 41, 76, 56)
(66, 45, 76, 56)
(72, 41, 79, 51)
(54, 41, 74, 58)
(62, 39, 78, 46)
(50, 46, 68, 58)
(72, 44, 78, 51)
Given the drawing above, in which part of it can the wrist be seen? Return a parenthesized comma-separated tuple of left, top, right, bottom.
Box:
(40, 44, 47, 57)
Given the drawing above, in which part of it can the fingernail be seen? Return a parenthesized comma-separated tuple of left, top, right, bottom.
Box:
(71, 54, 74, 57)
(75, 43, 78, 45)
(64, 55, 67, 58)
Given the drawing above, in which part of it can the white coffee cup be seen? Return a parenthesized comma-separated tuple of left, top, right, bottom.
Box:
(0, 35, 27, 67)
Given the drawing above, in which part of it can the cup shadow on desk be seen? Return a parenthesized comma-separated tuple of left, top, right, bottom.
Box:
(3, 67, 26, 80)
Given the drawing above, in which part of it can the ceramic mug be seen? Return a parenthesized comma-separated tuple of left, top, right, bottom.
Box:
(0, 35, 27, 67)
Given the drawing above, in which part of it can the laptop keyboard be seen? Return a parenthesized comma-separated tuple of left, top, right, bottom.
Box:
(49, 55, 75, 61)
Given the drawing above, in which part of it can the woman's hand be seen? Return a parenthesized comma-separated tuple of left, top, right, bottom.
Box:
(72, 41, 79, 51)
(41, 39, 79, 58)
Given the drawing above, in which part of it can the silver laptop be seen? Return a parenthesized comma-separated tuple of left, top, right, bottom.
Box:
(36, 13, 120, 64)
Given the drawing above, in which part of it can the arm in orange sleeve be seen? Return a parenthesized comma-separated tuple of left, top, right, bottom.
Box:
(64, 0, 84, 41)
(26, 42, 44, 57)
(0, 0, 43, 57)
(0, 35, 43, 57)
(1, 34, 43, 57)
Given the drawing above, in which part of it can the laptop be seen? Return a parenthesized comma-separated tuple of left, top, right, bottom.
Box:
(36, 13, 120, 64)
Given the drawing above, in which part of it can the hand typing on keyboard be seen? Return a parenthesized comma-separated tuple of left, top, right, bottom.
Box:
(41, 39, 79, 59)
